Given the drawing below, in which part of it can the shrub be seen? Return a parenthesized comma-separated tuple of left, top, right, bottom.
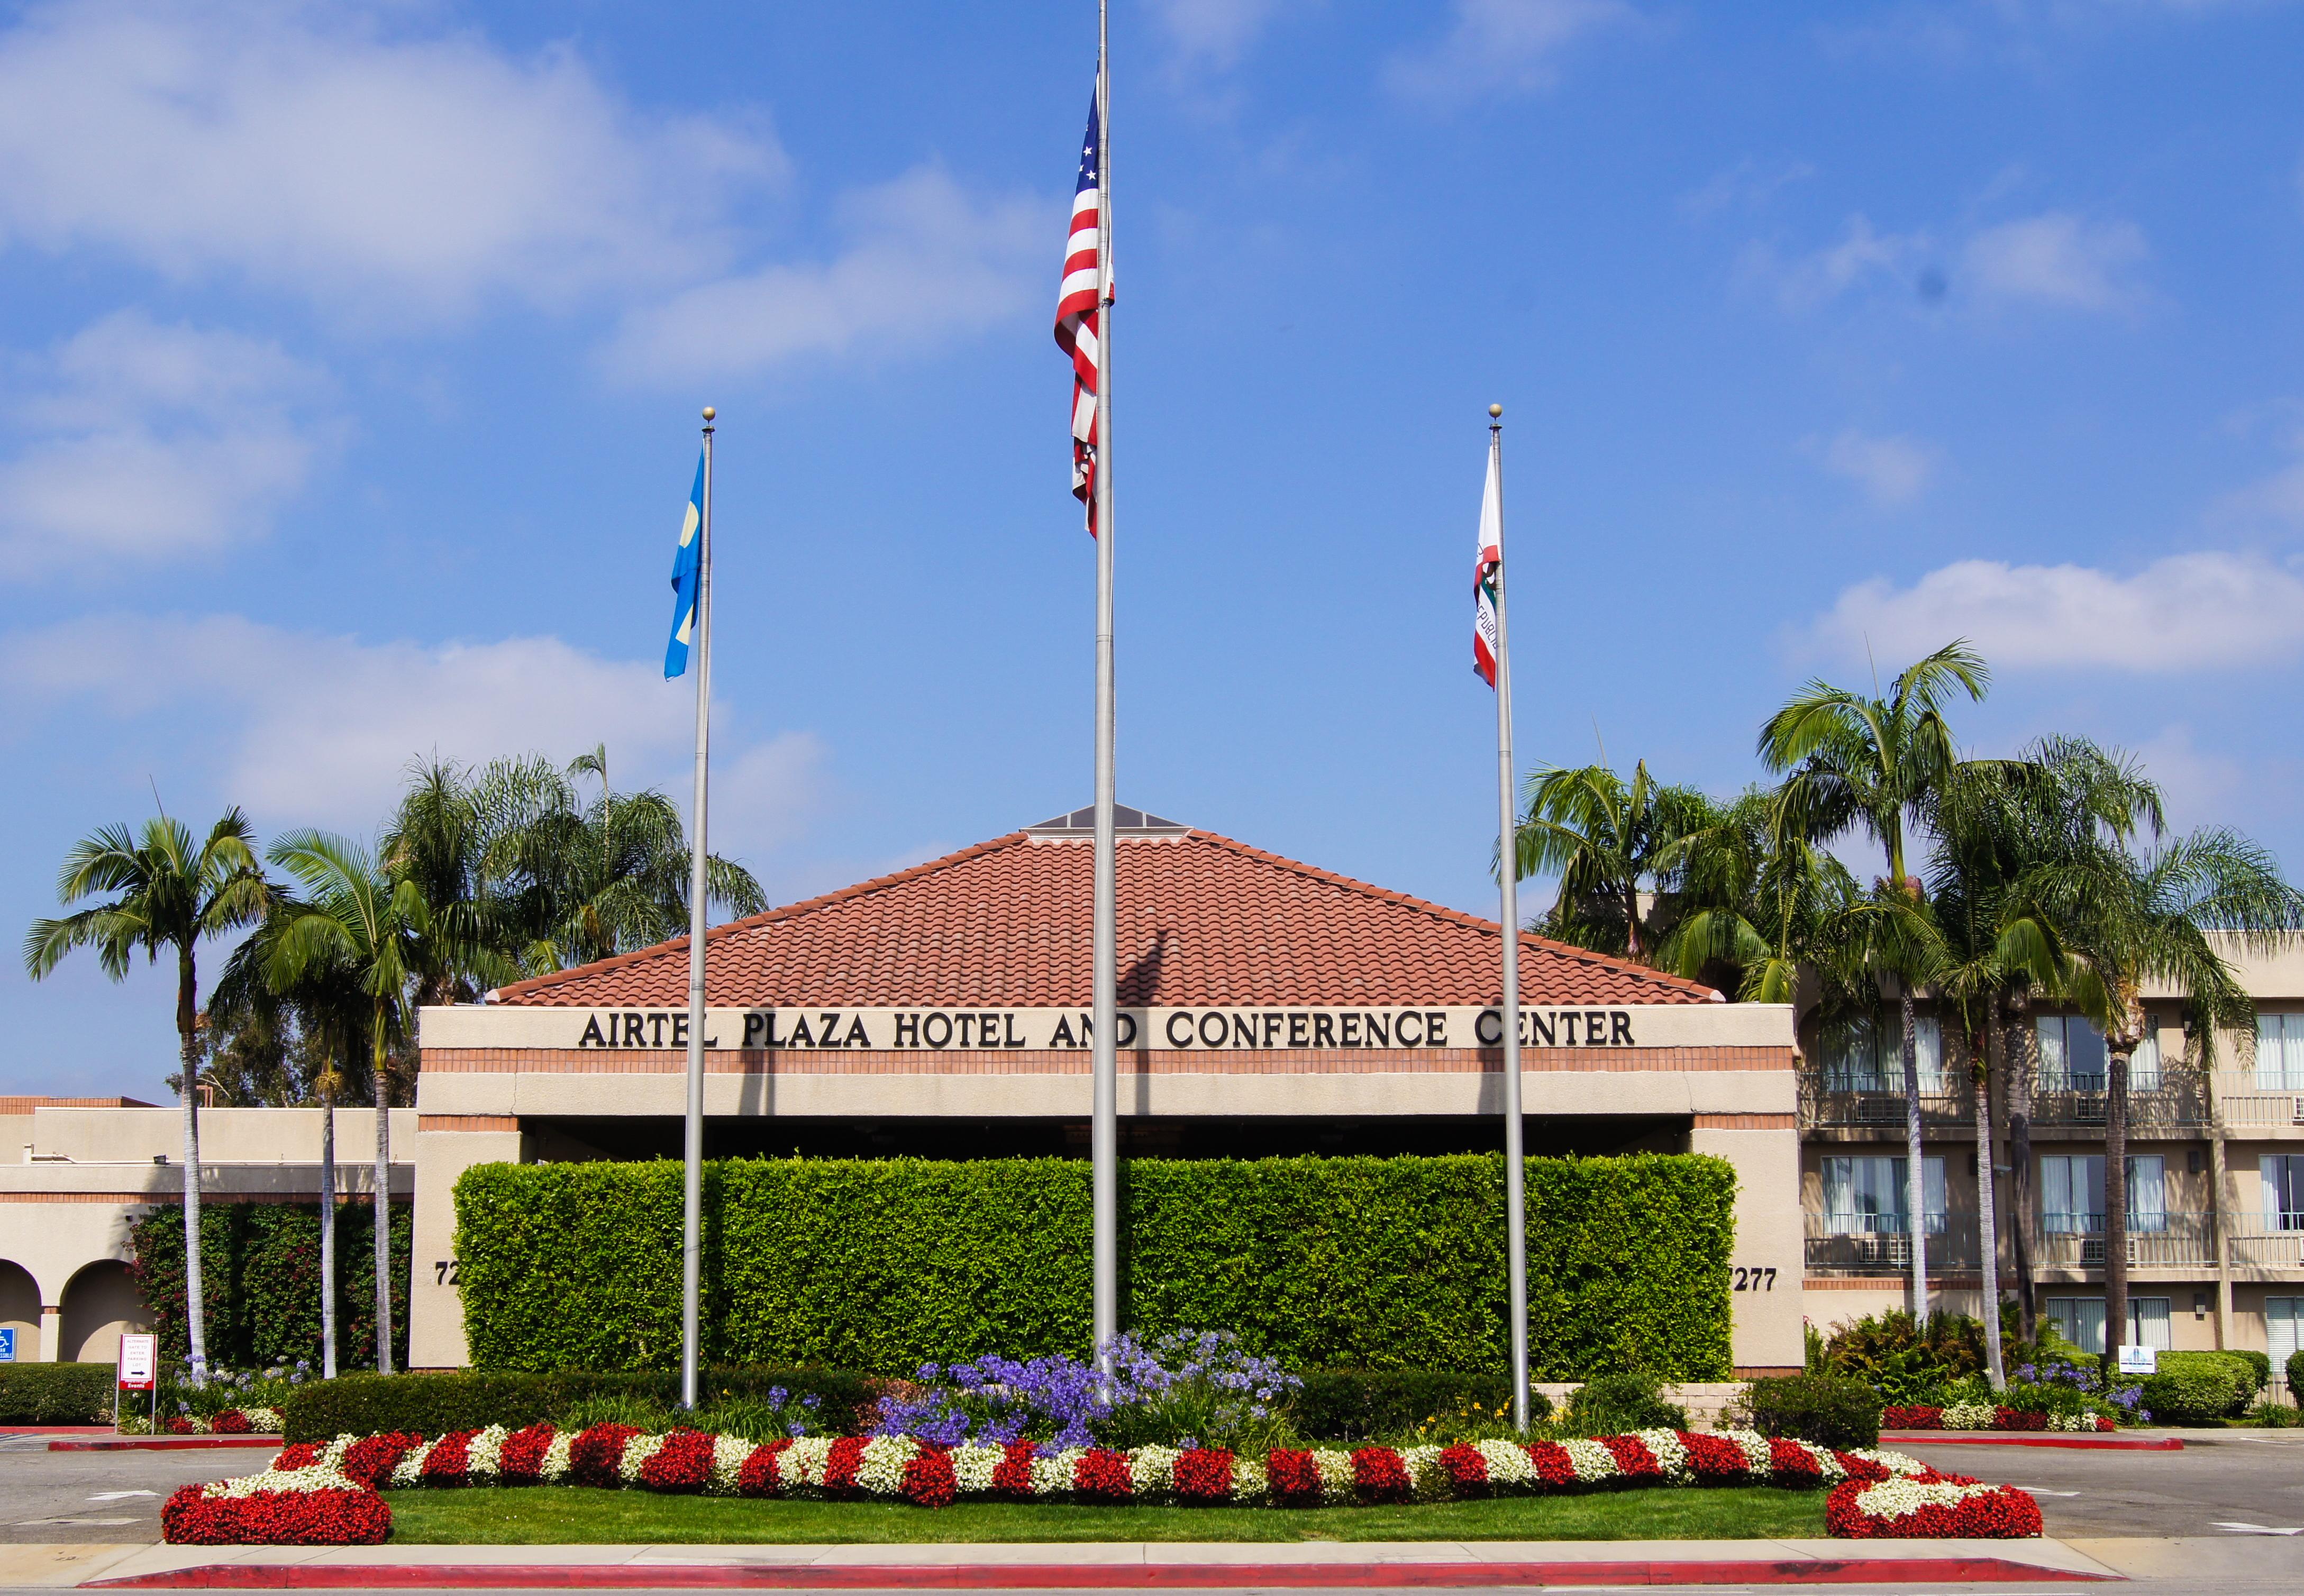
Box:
(1745, 1373, 1881, 1450)
(126, 1202, 410, 1372)
(2290, 1348, 2304, 1406)
(2154, 1353, 2256, 1418)
(1562, 1372, 1687, 1436)
(1288, 1370, 1542, 1442)
(454, 1153, 1737, 1379)
(0, 1363, 116, 1424)
(1821, 1312, 1984, 1403)
(2140, 1364, 2244, 1426)
(2232, 1350, 2272, 1397)
(279, 1367, 879, 1444)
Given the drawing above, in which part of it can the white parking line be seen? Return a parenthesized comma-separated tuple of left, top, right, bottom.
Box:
(2212, 1521, 2304, 1535)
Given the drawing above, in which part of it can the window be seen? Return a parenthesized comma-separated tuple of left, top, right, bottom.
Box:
(2044, 1296, 2173, 1356)
(1821, 1154, 1947, 1234)
(2040, 1154, 2166, 1233)
(2036, 1015, 2160, 1091)
(2270, 1298, 2304, 1370)
(1822, 1012, 1947, 1093)
(2264, 1156, 2304, 1231)
(2257, 1015, 2304, 1091)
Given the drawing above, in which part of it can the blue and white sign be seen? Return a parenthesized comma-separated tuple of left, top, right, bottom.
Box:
(0, 1326, 15, 1362)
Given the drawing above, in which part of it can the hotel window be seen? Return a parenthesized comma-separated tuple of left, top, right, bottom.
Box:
(2036, 1016, 2159, 1092)
(2270, 1298, 2304, 1369)
(2044, 1296, 2173, 1356)
(1820, 1154, 1947, 1234)
(1820, 1012, 1947, 1093)
(2040, 1154, 2166, 1234)
(2264, 1156, 2304, 1231)
(2256, 1014, 2304, 1090)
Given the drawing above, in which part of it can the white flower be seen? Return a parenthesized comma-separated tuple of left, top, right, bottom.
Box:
(1845, 1446, 1928, 1478)
(781, 1436, 834, 1490)
(241, 1407, 284, 1433)
(1728, 1429, 1773, 1471)
(1634, 1428, 1692, 1482)
(950, 1443, 1004, 1496)
(203, 1464, 361, 1500)
(1231, 1455, 1267, 1502)
(708, 1434, 754, 1495)
(1557, 1438, 1617, 1484)
(1942, 1401, 1998, 1431)
(1312, 1448, 1354, 1502)
(1127, 1445, 1179, 1495)
(853, 1436, 918, 1498)
(1855, 1476, 2009, 1521)
(389, 1439, 436, 1488)
(540, 1432, 575, 1483)
(466, 1425, 508, 1484)
(1401, 1444, 1449, 1502)
(618, 1434, 667, 1484)
(1030, 1448, 1082, 1497)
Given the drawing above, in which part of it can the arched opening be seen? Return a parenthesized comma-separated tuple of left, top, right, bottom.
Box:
(57, 1259, 148, 1364)
(0, 1260, 38, 1361)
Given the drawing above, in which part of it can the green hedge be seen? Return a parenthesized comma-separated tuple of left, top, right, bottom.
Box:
(1744, 1372, 1880, 1449)
(280, 1367, 881, 1444)
(0, 1363, 116, 1424)
(2289, 1348, 2304, 1406)
(2154, 1352, 2259, 1419)
(126, 1202, 412, 1370)
(454, 1153, 1736, 1379)
(1288, 1370, 1540, 1440)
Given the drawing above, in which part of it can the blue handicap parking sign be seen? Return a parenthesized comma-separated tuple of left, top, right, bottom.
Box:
(0, 1326, 14, 1362)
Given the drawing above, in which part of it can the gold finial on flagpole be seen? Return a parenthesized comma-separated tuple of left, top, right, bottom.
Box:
(701, 406, 716, 425)
(1489, 403, 1502, 419)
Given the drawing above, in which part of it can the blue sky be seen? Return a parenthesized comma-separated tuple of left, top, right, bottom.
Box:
(7, 1, 2304, 1100)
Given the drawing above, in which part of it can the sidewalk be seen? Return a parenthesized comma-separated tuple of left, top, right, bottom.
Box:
(2, 1539, 2126, 1589)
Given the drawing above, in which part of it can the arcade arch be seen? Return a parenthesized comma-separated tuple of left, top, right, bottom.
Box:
(56, 1259, 146, 1364)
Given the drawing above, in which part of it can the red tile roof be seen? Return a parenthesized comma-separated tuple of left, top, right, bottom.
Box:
(490, 828, 1719, 1009)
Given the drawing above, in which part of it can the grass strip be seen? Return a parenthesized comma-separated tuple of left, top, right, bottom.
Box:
(380, 1485, 1829, 1544)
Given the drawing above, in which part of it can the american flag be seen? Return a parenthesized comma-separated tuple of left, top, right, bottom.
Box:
(1054, 87, 1103, 536)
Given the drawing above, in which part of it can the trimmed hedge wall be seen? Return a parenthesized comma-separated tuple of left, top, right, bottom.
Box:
(0, 1363, 116, 1424)
(126, 1201, 412, 1370)
(454, 1153, 1736, 1379)
(279, 1367, 881, 1444)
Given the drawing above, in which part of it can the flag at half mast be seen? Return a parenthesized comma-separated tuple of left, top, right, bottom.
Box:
(1053, 86, 1103, 535)
(664, 452, 705, 678)
(1472, 441, 1504, 687)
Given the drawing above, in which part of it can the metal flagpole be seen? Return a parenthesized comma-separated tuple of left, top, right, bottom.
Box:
(1489, 404, 1530, 1433)
(1090, 0, 1119, 1381)
(680, 404, 716, 1412)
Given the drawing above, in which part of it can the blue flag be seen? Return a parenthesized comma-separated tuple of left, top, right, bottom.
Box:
(665, 453, 704, 678)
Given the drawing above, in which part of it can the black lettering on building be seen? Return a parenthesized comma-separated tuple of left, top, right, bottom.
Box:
(1198, 1010, 1228, 1047)
(1611, 1011, 1634, 1045)
(649, 1013, 668, 1047)
(1426, 1010, 1448, 1045)
(1364, 1011, 1388, 1047)
(1288, 1012, 1309, 1047)
(1313, 1013, 1336, 1047)
(1050, 1015, 1076, 1049)
(578, 1015, 607, 1048)
(1165, 1011, 1195, 1047)
(742, 1013, 764, 1047)
(1529, 1010, 1556, 1046)
(672, 1014, 689, 1047)
(922, 1011, 953, 1048)
(1476, 1007, 1503, 1046)
(894, 1013, 920, 1047)
(955, 1013, 977, 1047)
(1340, 1012, 1361, 1047)
(1234, 1013, 1259, 1047)
(978, 1012, 1000, 1048)
(1263, 1013, 1284, 1047)
(788, 1015, 815, 1047)
(623, 1013, 646, 1047)
(1116, 1013, 1138, 1046)
(1396, 1009, 1423, 1046)
(1004, 1014, 1026, 1047)
(845, 1016, 871, 1048)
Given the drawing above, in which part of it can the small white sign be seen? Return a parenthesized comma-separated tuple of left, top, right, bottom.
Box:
(116, 1333, 158, 1391)
(2116, 1343, 2159, 1375)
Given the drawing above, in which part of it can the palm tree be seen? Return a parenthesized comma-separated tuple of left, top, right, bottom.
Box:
(1760, 641, 1989, 1322)
(2040, 821, 2304, 1369)
(267, 832, 431, 1375)
(1511, 761, 1717, 963)
(24, 810, 269, 1370)
(1662, 789, 1868, 1005)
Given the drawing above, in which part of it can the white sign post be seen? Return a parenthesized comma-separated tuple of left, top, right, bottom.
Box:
(2116, 1343, 2159, 1377)
(116, 1332, 158, 1434)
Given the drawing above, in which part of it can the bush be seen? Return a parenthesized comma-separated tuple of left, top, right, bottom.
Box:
(1287, 1369, 1547, 1442)
(2290, 1348, 2304, 1406)
(1820, 1311, 1984, 1403)
(2141, 1363, 2245, 1426)
(279, 1366, 879, 1444)
(454, 1153, 1737, 1379)
(2154, 1352, 2256, 1418)
(126, 1202, 411, 1371)
(0, 1363, 117, 1424)
(1744, 1372, 1881, 1449)
(1562, 1371, 1687, 1436)
(2231, 1350, 2272, 1397)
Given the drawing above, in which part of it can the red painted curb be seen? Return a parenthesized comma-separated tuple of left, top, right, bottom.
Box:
(49, 1436, 284, 1453)
(83, 1558, 2112, 1589)
(1882, 1431, 2183, 1452)
(0, 1424, 115, 1435)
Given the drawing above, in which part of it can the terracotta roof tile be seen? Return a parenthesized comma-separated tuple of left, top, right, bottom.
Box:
(490, 828, 1719, 1009)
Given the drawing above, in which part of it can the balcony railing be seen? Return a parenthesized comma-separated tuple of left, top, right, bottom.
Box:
(2033, 1211, 2216, 1269)
(1804, 1212, 1981, 1274)
(2230, 1217, 2304, 1270)
(1801, 1084, 1972, 1130)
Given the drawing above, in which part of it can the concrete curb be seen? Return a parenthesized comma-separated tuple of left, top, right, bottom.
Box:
(1881, 1433, 2183, 1452)
(48, 1437, 284, 1453)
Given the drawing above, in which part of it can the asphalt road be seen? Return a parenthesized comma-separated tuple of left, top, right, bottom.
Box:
(0, 1437, 248, 1544)
(1889, 1428, 2304, 1538)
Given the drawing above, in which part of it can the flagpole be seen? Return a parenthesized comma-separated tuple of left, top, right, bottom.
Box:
(1489, 403, 1530, 1433)
(680, 403, 716, 1412)
(1090, 0, 1119, 1381)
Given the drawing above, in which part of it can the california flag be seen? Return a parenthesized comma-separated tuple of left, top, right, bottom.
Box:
(1472, 444, 1502, 687)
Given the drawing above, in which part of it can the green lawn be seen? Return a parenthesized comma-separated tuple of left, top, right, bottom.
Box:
(380, 1486, 1828, 1544)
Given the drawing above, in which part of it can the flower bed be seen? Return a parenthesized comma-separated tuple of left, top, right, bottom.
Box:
(1882, 1404, 2114, 1433)
(159, 1407, 285, 1435)
(1826, 1475, 2044, 1538)
(169, 1424, 2036, 1544)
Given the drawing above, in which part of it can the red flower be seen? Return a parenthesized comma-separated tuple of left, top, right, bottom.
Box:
(497, 1423, 557, 1484)
(165, 1416, 199, 1435)
(639, 1430, 715, 1493)
(1598, 1435, 1662, 1480)
(1678, 1431, 1751, 1482)
(1765, 1437, 1821, 1484)
(1827, 1481, 2042, 1540)
(1267, 1448, 1323, 1506)
(272, 1443, 321, 1471)
(736, 1439, 790, 1498)
(1072, 1448, 1134, 1502)
(901, 1451, 957, 1508)
(340, 1432, 423, 1488)
(162, 1484, 391, 1546)
(824, 1436, 868, 1495)
(570, 1424, 642, 1488)
(1172, 1448, 1234, 1503)
(1836, 1452, 1892, 1484)
(1993, 1407, 2049, 1431)
(212, 1410, 252, 1435)
(1438, 1443, 1489, 1493)
(991, 1439, 1037, 1497)
(1881, 1405, 1943, 1429)
(2094, 1415, 2116, 1433)
(1524, 1441, 1577, 1488)
(1350, 1446, 1410, 1504)
(420, 1430, 476, 1486)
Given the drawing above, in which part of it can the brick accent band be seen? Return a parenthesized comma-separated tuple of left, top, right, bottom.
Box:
(0, 1191, 402, 1206)
(417, 1115, 520, 1133)
(1691, 1112, 1799, 1129)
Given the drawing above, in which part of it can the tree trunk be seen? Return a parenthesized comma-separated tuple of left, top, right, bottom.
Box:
(1901, 990, 1929, 1320)
(2103, 1042, 2132, 1372)
(2002, 998, 2039, 1343)
(176, 948, 207, 1373)
(371, 999, 394, 1375)
(1972, 1050, 2006, 1390)
(318, 1073, 337, 1381)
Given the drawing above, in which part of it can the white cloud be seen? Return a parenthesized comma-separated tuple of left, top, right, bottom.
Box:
(1740, 215, 1927, 311)
(1960, 212, 2149, 312)
(1679, 158, 1816, 221)
(0, 311, 334, 574)
(0, 1, 781, 321)
(1807, 552, 2304, 672)
(1385, 0, 1638, 102)
(1813, 429, 1940, 508)
(0, 614, 824, 862)
(602, 168, 1045, 384)
(1149, 0, 1299, 70)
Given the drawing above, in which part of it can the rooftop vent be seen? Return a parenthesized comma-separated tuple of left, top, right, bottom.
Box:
(1025, 804, 1191, 839)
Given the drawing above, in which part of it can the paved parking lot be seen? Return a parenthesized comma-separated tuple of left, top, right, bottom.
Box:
(1891, 1429, 2304, 1539)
